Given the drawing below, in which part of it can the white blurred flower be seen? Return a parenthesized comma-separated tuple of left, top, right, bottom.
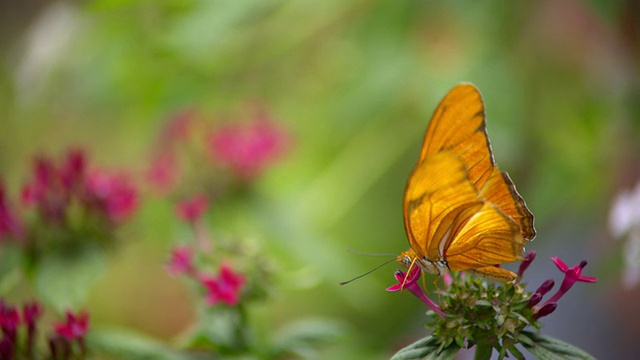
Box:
(609, 180, 640, 288)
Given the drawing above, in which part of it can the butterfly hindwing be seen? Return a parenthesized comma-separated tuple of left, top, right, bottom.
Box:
(443, 202, 524, 270)
(480, 168, 536, 241)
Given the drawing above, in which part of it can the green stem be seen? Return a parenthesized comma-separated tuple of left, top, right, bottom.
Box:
(233, 304, 249, 352)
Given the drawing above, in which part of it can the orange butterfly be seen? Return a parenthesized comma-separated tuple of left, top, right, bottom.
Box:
(397, 83, 535, 283)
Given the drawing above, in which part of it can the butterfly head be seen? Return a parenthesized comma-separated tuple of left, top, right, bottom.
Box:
(398, 249, 447, 276)
(397, 249, 416, 268)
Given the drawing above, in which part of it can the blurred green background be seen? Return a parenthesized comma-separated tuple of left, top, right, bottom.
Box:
(1, 0, 639, 359)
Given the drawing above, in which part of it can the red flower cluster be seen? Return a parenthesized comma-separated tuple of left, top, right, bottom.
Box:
(1, 300, 26, 358)
(166, 245, 196, 277)
(201, 263, 246, 306)
(85, 169, 138, 223)
(167, 241, 246, 306)
(22, 149, 138, 225)
(207, 114, 290, 180)
(529, 255, 597, 319)
(1, 300, 86, 359)
(147, 152, 181, 195)
(176, 194, 209, 224)
(146, 109, 195, 194)
(53, 311, 89, 341)
(0, 183, 23, 242)
(146, 108, 290, 194)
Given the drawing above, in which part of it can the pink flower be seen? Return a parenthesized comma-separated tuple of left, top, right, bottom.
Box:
(386, 266, 445, 318)
(176, 194, 208, 224)
(0, 300, 20, 358)
(53, 311, 89, 341)
(528, 279, 555, 307)
(201, 263, 246, 306)
(160, 109, 196, 145)
(85, 171, 138, 223)
(0, 300, 20, 331)
(0, 183, 23, 241)
(545, 258, 597, 304)
(533, 302, 557, 320)
(60, 149, 86, 193)
(22, 156, 68, 223)
(166, 245, 195, 276)
(442, 272, 453, 289)
(146, 153, 181, 194)
(532, 257, 597, 319)
(207, 113, 289, 179)
(22, 301, 42, 328)
(517, 251, 537, 278)
(22, 301, 42, 357)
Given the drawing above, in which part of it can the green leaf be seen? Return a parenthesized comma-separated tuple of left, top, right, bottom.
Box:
(271, 318, 347, 358)
(508, 345, 525, 360)
(0, 245, 22, 292)
(88, 327, 191, 360)
(521, 332, 597, 360)
(35, 244, 106, 311)
(390, 336, 459, 360)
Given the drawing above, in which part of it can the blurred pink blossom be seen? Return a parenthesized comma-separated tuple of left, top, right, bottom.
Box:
(201, 263, 246, 306)
(207, 113, 289, 179)
(53, 311, 89, 341)
(85, 170, 138, 223)
(176, 194, 208, 224)
(0, 182, 23, 242)
(16, 149, 139, 233)
(160, 109, 196, 145)
(166, 245, 195, 277)
(146, 153, 181, 194)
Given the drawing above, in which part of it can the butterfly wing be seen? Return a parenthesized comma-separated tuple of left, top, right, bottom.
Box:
(442, 202, 524, 270)
(417, 83, 535, 241)
(403, 151, 485, 259)
(480, 169, 536, 241)
(418, 83, 493, 190)
(401, 83, 534, 280)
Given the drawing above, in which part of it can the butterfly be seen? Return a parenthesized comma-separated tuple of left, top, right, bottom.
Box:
(397, 83, 536, 283)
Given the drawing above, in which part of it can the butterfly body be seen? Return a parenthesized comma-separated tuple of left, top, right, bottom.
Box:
(398, 84, 535, 283)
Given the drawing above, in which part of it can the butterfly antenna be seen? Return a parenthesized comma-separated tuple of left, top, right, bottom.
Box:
(339, 257, 396, 286)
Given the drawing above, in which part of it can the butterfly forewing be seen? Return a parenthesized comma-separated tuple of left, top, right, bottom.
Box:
(419, 83, 494, 191)
(403, 152, 481, 257)
(416, 83, 535, 241)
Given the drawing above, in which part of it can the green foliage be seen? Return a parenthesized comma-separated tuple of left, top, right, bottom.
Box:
(389, 336, 458, 360)
(521, 332, 598, 360)
(270, 318, 347, 358)
(35, 244, 106, 311)
(88, 327, 191, 360)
